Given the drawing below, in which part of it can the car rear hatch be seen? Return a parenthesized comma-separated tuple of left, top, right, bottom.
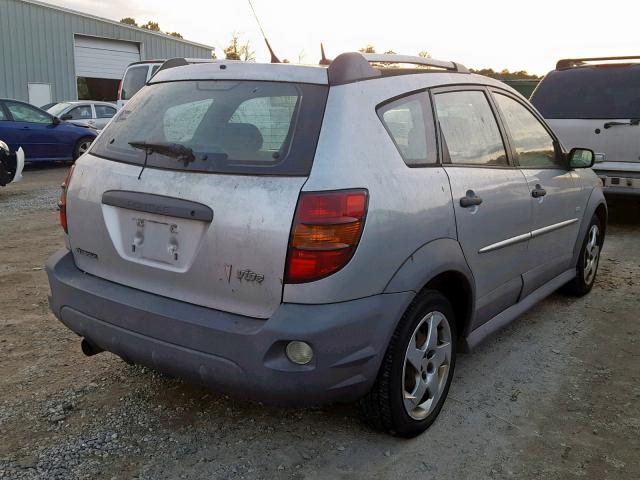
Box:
(65, 64, 328, 319)
(531, 64, 640, 164)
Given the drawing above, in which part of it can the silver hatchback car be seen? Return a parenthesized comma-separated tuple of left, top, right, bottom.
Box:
(46, 53, 606, 437)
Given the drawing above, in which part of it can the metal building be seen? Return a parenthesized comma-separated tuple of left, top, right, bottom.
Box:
(0, 0, 213, 106)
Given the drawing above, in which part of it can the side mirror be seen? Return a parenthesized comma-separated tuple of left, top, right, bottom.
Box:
(52, 116, 61, 126)
(60, 114, 72, 121)
(568, 148, 595, 169)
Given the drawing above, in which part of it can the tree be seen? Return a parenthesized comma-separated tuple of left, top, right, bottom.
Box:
(384, 50, 397, 55)
(211, 48, 218, 60)
(167, 32, 183, 39)
(141, 21, 160, 32)
(120, 17, 138, 27)
(359, 44, 376, 54)
(418, 50, 431, 58)
(469, 67, 540, 80)
(224, 33, 255, 61)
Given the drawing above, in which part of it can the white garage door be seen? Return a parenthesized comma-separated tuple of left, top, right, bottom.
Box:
(74, 36, 141, 80)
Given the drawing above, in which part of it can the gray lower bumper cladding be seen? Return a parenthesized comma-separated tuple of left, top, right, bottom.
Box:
(46, 249, 413, 406)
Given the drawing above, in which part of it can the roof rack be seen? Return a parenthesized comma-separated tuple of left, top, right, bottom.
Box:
(327, 52, 468, 85)
(556, 56, 640, 70)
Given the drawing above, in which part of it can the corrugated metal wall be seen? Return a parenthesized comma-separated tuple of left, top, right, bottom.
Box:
(0, 0, 213, 102)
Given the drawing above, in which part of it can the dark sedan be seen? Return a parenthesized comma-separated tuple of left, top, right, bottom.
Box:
(0, 99, 97, 162)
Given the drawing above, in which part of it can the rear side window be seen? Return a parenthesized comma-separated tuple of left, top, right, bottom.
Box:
(0, 107, 6, 121)
(95, 105, 116, 119)
(91, 80, 328, 175)
(493, 93, 561, 168)
(121, 66, 148, 100)
(434, 91, 508, 166)
(532, 66, 640, 119)
(377, 92, 436, 166)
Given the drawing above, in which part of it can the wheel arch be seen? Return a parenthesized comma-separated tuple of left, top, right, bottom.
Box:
(572, 188, 608, 266)
(384, 238, 476, 342)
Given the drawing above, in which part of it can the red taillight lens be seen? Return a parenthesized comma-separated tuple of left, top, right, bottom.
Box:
(58, 165, 75, 233)
(285, 190, 368, 283)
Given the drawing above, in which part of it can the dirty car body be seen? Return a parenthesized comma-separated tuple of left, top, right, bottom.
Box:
(46, 53, 607, 437)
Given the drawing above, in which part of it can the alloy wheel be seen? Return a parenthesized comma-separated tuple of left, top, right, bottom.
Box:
(402, 311, 452, 420)
(584, 224, 600, 285)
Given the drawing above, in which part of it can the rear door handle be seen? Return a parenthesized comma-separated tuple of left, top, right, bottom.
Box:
(460, 190, 483, 208)
(531, 184, 547, 198)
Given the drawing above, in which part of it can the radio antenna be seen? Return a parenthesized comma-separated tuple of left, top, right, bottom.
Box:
(247, 0, 281, 63)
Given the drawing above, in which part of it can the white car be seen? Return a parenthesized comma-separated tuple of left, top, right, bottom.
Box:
(47, 101, 118, 130)
(532, 56, 640, 197)
(0, 140, 24, 186)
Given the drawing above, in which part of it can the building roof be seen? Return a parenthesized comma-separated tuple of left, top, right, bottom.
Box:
(18, 0, 214, 50)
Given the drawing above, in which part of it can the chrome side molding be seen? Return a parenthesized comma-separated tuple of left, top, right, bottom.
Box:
(479, 218, 578, 254)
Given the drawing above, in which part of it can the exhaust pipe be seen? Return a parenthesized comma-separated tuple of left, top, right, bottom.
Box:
(81, 338, 104, 357)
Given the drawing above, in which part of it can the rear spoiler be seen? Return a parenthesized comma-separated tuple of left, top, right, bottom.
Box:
(556, 56, 640, 70)
(153, 58, 215, 76)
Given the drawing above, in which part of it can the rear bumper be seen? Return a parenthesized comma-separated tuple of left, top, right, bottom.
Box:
(46, 249, 413, 406)
(594, 168, 640, 197)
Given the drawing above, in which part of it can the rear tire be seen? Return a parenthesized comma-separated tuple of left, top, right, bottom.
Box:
(563, 214, 602, 296)
(73, 137, 94, 160)
(359, 290, 457, 438)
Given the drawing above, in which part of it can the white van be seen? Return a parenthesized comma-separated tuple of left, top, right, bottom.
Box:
(531, 57, 640, 197)
(117, 61, 164, 109)
(118, 59, 213, 109)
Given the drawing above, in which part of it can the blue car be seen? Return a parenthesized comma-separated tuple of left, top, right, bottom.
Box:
(0, 99, 97, 162)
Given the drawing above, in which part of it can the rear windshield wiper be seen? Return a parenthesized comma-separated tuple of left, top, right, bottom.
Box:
(129, 141, 196, 180)
(129, 141, 196, 164)
(604, 119, 640, 129)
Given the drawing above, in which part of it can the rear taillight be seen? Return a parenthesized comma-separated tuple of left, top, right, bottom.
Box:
(285, 189, 368, 284)
(58, 165, 75, 233)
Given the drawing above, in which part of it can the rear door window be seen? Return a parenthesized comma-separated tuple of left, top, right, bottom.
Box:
(95, 105, 117, 119)
(433, 90, 508, 166)
(121, 66, 149, 100)
(91, 80, 328, 175)
(531, 66, 640, 119)
(493, 93, 561, 168)
(377, 92, 436, 166)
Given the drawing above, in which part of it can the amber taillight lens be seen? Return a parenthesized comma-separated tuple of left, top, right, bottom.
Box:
(285, 189, 368, 283)
(58, 165, 75, 233)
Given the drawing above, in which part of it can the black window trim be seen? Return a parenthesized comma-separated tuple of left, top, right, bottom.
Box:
(429, 84, 517, 169)
(375, 88, 440, 168)
(488, 87, 569, 170)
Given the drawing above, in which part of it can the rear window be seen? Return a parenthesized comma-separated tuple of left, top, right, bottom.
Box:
(121, 66, 149, 100)
(532, 66, 640, 119)
(91, 80, 328, 175)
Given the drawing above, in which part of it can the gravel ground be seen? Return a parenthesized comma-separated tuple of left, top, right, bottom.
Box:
(1, 166, 639, 479)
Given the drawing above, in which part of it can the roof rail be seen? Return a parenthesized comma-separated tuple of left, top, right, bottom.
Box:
(327, 52, 468, 85)
(362, 53, 468, 73)
(556, 56, 640, 70)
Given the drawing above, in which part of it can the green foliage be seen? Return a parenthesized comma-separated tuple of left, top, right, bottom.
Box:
(141, 21, 160, 32)
(119, 17, 138, 27)
(167, 32, 183, 39)
(418, 51, 431, 58)
(359, 45, 376, 54)
(470, 67, 540, 80)
(224, 33, 255, 61)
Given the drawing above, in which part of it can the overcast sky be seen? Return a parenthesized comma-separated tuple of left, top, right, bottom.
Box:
(45, 0, 638, 75)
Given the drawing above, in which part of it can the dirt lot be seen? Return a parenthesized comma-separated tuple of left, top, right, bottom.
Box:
(1, 165, 639, 480)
